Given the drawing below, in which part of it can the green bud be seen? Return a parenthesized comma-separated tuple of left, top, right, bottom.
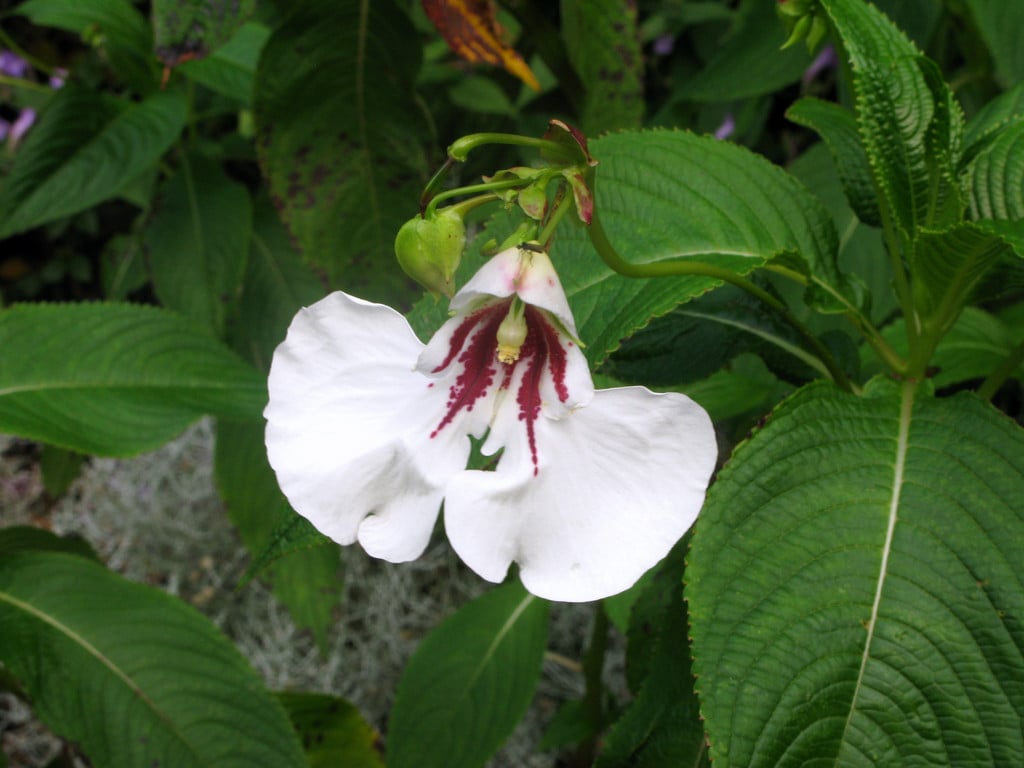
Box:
(394, 208, 466, 298)
(804, 13, 829, 53)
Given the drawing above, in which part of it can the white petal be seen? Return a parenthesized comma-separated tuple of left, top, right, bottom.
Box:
(444, 387, 717, 601)
(265, 292, 470, 560)
(451, 246, 577, 334)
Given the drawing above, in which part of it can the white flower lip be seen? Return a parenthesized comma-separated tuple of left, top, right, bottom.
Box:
(264, 246, 718, 602)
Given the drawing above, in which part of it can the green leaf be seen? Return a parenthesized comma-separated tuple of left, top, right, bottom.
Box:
(236, 507, 330, 590)
(962, 0, 1024, 89)
(596, 540, 707, 768)
(964, 120, 1024, 222)
(39, 444, 84, 497)
(865, 307, 1024, 389)
(536, 699, 594, 752)
(0, 551, 306, 767)
(788, 98, 881, 227)
(147, 152, 253, 337)
(555, 129, 841, 366)
(817, 0, 937, 235)
(679, 354, 790, 424)
(688, 378, 1024, 767)
(0, 302, 266, 456)
(152, 0, 256, 66)
(277, 692, 383, 768)
(230, 195, 325, 372)
(254, 0, 428, 302)
(447, 75, 516, 117)
(561, 0, 644, 133)
(215, 421, 341, 649)
(16, 0, 157, 92)
(679, 0, 811, 102)
(387, 582, 549, 768)
(911, 222, 1012, 320)
(0, 87, 186, 239)
(0, 526, 98, 562)
(177, 21, 270, 103)
(962, 82, 1024, 154)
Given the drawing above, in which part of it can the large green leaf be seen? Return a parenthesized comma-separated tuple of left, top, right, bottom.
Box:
(962, 82, 1024, 154)
(254, 0, 428, 302)
(817, 0, 946, 235)
(555, 129, 841, 365)
(15, 0, 156, 92)
(0, 87, 185, 238)
(0, 303, 266, 455)
(962, 0, 1024, 89)
(788, 97, 881, 227)
(147, 152, 253, 337)
(387, 582, 548, 768)
(679, 0, 810, 102)
(964, 120, 1024, 222)
(152, 0, 255, 66)
(560, 0, 644, 134)
(0, 551, 306, 767)
(215, 421, 341, 649)
(688, 378, 1024, 766)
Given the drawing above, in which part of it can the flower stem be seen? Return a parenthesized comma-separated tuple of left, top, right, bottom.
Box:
(447, 132, 575, 163)
(572, 603, 609, 768)
(424, 178, 529, 218)
(537, 186, 574, 248)
(588, 212, 855, 392)
(977, 339, 1024, 401)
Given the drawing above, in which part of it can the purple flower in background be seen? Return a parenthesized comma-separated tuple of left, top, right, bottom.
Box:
(0, 118, 10, 142)
(653, 33, 675, 56)
(9, 108, 36, 145)
(0, 50, 30, 78)
(714, 113, 736, 140)
(802, 44, 838, 86)
(49, 68, 67, 89)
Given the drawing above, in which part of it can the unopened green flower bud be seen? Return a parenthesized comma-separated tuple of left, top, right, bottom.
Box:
(496, 300, 528, 364)
(394, 208, 466, 298)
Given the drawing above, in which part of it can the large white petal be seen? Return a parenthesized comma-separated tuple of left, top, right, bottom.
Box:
(265, 292, 470, 560)
(444, 387, 717, 601)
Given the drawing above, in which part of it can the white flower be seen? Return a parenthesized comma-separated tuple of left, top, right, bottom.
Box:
(265, 245, 717, 602)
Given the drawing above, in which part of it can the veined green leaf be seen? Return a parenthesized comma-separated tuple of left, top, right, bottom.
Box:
(965, 121, 1024, 222)
(788, 97, 881, 227)
(16, 0, 156, 92)
(0, 87, 185, 238)
(0, 526, 98, 562)
(278, 692, 383, 768)
(147, 153, 253, 337)
(555, 129, 841, 366)
(254, 0, 428, 302)
(0, 302, 266, 456)
(387, 582, 548, 768)
(152, 0, 256, 66)
(962, 82, 1024, 155)
(561, 0, 644, 133)
(236, 508, 330, 590)
(688, 379, 1024, 767)
(817, 0, 938, 235)
(0, 551, 306, 767)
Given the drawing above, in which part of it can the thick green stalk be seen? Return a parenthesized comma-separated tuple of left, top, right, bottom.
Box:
(588, 212, 855, 392)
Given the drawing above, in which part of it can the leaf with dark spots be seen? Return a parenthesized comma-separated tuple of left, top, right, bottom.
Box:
(255, 0, 429, 304)
(153, 0, 256, 67)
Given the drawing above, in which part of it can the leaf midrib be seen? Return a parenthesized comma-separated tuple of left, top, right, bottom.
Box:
(0, 586, 202, 764)
(835, 379, 917, 762)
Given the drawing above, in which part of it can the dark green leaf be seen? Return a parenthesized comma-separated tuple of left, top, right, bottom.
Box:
(16, 0, 157, 92)
(177, 21, 270, 103)
(147, 152, 253, 337)
(561, 0, 644, 133)
(964, 120, 1024, 222)
(236, 505, 330, 590)
(387, 582, 548, 768)
(688, 378, 1024, 766)
(788, 97, 881, 227)
(254, 0, 428, 302)
(0, 88, 186, 238)
(0, 302, 266, 455)
(278, 692, 383, 768)
(39, 444, 84, 497)
(680, 0, 810, 102)
(0, 526, 98, 562)
(962, 0, 1024, 89)
(0, 551, 306, 767)
(962, 82, 1024, 154)
(216, 421, 341, 649)
(537, 699, 594, 752)
(152, 0, 256, 66)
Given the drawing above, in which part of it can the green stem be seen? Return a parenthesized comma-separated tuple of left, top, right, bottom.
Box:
(0, 26, 55, 76)
(425, 178, 529, 218)
(0, 73, 50, 92)
(448, 132, 575, 163)
(589, 212, 855, 392)
(572, 604, 609, 768)
(537, 186, 574, 247)
(977, 339, 1024, 401)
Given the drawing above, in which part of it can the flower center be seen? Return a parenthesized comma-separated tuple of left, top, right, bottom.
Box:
(429, 299, 572, 475)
